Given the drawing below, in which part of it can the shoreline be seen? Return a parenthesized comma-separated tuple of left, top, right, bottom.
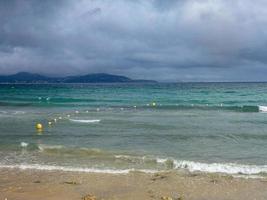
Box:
(1, 168, 267, 200)
(1, 160, 267, 178)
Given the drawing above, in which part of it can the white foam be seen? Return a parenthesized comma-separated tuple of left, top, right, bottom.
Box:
(258, 105, 267, 113)
(0, 164, 157, 174)
(173, 160, 267, 175)
(156, 158, 168, 164)
(154, 157, 267, 177)
(115, 155, 131, 159)
(38, 144, 64, 151)
(20, 142, 28, 147)
(69, 119, 101, 123)
(14, 111, 25, 115)
(0, 111, 26, 116)
(0, 160, 266, 178)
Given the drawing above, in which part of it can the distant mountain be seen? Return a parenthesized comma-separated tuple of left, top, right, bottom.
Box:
(64, 73, 132, 83)
(0, 72, 157, 83)
(0, 72, 52, 83)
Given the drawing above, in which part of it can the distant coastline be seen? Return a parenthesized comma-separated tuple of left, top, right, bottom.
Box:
(0, 72, 157, 84)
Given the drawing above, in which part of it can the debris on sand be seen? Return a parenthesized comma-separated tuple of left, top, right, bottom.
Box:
(151, 173, 167, 181)
(161, 196, 173, 200)
(63, 181, 79, 185)
(33, 180, 41, 183)
(82, 194, 97, 200)
(161, 195, 184, 200)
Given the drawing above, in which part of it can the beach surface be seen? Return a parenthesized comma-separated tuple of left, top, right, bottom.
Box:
(1, 169, 267, 200)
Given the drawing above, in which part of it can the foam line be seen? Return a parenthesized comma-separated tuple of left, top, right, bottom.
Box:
(69, 119, 101, 123)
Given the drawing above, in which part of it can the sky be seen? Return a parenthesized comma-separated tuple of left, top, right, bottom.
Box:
(1, 0, 267, 82)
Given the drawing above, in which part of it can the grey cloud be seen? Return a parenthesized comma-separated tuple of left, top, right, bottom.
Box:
(1, 0, 267, 81)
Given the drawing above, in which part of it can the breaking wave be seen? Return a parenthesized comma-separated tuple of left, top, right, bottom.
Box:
(3, 143, 267, 178)
(172, 160, 267, 175)
(1, 159, 266, 178)
(258, 105, 267, 113)
(69, 119, 101, 123)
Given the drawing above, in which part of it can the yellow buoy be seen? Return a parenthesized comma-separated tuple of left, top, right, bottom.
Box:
(36, 123, 43, 130)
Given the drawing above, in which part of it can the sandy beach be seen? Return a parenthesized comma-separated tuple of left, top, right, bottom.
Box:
(1, 168, 267, 200)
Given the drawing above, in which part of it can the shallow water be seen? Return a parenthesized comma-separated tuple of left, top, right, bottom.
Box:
(0, 83, 267, 176)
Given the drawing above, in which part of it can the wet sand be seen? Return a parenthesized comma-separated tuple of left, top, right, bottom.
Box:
(0, 168, 267, 200)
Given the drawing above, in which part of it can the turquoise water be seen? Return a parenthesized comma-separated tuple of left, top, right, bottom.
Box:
(0, 83, 267, 175)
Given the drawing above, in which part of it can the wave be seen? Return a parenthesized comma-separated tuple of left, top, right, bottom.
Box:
(9, 143, 267, 177)
(0, 100, 267, 113)
(69, 119, 101, 123)
(259, 105, 267, 113)
(20, 142, 28, 148)
(92, 105, 265, 113)
(38, 144, 65, 152)
(37, 145, 107, 156)
(0, 110, 26, 116)
(0, 164, 136, 174)
(154, 158, 267, 175)
(149, 104, 267, 113)
(0, 160, 266, 178)
(13, 111, 26, 114)
(142, 104, 261, 113)
(172, 160, 267, 175)
(17, 144, 116, 157)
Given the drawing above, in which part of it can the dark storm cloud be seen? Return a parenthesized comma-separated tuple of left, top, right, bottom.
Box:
(1, 0, 267, 81)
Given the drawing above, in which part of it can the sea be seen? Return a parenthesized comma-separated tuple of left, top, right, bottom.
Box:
(0, 83, 267, 177)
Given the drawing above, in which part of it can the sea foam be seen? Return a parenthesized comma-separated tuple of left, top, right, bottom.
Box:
(69, 119, 101, 123)
(258, 105, 267, 113)
(0, 164, 157, 174)
(0, 160, 266, 178)
(20, 142, 28, 147)
(173, 160, 267, 175)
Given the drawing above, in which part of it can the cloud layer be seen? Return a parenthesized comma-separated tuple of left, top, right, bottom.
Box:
(1, 0, 267, 81)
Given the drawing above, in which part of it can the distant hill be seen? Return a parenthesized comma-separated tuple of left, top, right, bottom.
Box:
(63, 73, 132, 83)
(0, 72, 157, 83)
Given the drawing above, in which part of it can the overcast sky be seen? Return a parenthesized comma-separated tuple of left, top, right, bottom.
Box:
(1, 0, 267, 81)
